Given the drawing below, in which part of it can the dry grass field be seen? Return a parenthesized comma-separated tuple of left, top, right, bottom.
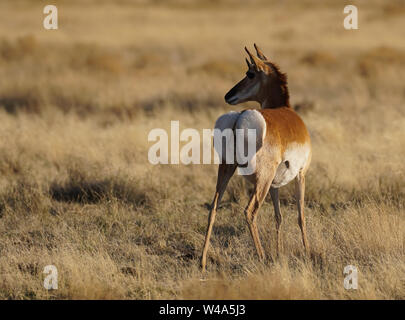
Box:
(0, 0, 404, 299)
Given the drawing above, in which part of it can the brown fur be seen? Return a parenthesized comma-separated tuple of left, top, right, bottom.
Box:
(258, 107, 310, 153)
(263, 62, 290, 108)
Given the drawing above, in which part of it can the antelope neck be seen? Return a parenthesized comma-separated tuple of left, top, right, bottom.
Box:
(260, 85, 290, 109)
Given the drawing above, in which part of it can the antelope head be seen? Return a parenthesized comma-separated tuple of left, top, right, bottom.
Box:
(224, 44, 289, 108)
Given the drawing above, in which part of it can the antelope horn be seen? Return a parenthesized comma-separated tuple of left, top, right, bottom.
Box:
(244, 46, 261, 69)
(245, 58, 252, 68)
(254, 43, 267, 61)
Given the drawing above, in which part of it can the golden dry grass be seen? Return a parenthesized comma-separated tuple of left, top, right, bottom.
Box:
(0, 0, 404, 299)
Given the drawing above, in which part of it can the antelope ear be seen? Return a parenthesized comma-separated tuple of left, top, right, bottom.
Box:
(254, 43, 267, 61)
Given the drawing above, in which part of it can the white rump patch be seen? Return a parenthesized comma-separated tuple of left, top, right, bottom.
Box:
(215, 111, 240, 132)
(235, 110, 266, 175)
(213, 110, 266, 175)
(213, 111, 240, 164)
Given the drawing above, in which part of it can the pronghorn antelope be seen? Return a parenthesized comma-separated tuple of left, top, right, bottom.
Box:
(201, 44, 312, 272)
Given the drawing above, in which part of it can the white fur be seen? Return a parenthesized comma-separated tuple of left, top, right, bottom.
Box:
(215, 111, 240, 131)
(272, 143, 311, 188)
(214, 111, 240, 164)
(235, 110, 266, 172)
(213, 110, 266, 170)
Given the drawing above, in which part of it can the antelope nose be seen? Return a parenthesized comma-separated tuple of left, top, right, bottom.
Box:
(225, 89, 237, 104)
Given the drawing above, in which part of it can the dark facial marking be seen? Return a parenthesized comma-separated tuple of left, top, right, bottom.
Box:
(246, 71, 255, 79)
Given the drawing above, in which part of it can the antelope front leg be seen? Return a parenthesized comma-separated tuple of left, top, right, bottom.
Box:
(270, 187, 282, 256)
(201, 164, 236, 272)
(295, 171, 309, 254)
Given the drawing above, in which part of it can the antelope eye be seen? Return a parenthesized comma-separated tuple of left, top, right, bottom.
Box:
(246, 71, 255, 79)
